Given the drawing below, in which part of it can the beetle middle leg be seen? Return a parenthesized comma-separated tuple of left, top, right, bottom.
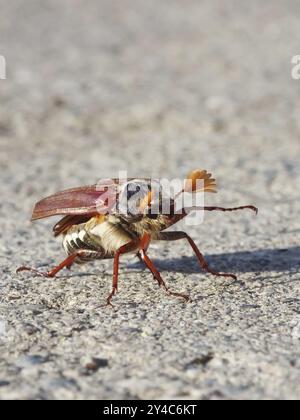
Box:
(157, 231, 237, 280)
(16, 250, 100, 278)
(104, 239, 141, 307)
(139, 249, 190, 302)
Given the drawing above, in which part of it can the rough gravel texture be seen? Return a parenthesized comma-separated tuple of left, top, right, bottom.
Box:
(1, 0, 300, 400)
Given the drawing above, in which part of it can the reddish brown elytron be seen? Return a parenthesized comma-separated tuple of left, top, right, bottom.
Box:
(17, 170, 258, 305)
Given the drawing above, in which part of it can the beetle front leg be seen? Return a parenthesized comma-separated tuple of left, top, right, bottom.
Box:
(202, 205, 258, 214)
(157, 232, 237, 280)
(16, 250, 99, 278)
(183, 205, 258, 215)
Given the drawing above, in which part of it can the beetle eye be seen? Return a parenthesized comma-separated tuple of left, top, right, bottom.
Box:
(126, 185, 138, 201)
(118, 181, 151, 216)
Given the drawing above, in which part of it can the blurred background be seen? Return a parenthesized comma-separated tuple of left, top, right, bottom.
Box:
(1, 0, 300, 400)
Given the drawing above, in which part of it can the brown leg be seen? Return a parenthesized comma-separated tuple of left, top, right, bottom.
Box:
(139, 250, 189, 302)
(136, 234, 151, 265)
(104, 239, 140, 307)
(201, 205, 258, 214)
(182, 205, 258, 214)
(180, 205, 258, 217)
(157, 232, 237, 280)
(137, 253, 144, 264)
(16, 250, 99, 278)
(168, 205, 258, 228)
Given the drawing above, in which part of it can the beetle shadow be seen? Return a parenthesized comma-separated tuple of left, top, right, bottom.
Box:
(130, 247, 300, 274)
(26, 247, 299, 280)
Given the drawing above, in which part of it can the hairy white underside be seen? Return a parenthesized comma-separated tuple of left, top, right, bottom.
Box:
(90, 222, 134, 254)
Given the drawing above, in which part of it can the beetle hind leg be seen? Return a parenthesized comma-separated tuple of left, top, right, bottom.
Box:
(17, 266, 56, 278)
(17, 250, 100, 278)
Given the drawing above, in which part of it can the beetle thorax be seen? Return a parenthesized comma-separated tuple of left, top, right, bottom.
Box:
(130, 214, 171, 239)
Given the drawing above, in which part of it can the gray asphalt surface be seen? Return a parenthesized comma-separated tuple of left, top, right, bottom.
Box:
(1, 0, 300, 400)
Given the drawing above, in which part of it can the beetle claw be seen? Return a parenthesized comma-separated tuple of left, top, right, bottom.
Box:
(166, 289, 190, 303)
(16, 266, 54, 278)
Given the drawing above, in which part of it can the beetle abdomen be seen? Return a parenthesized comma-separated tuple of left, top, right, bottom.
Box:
(62, 218, 136, 263)
(62, 224, 107, 263)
